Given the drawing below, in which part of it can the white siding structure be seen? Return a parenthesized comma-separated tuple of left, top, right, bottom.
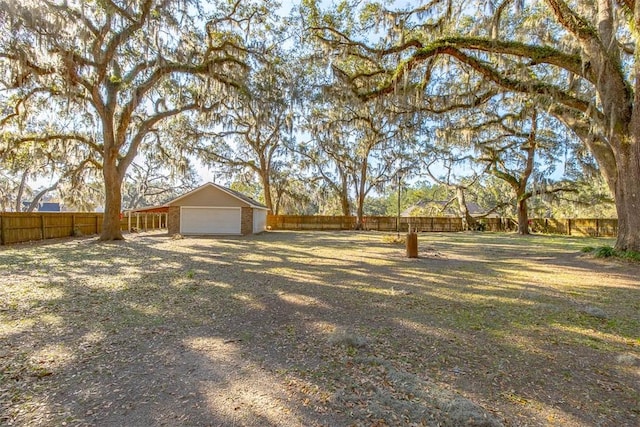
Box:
(164, 183, 268, 236)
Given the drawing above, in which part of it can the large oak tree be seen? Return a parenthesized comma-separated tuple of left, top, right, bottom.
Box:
(301, 96, 411, 226)
(310, 0, 640, 251)
(0, 0, 268, 240)
(195, 53, 299, 213)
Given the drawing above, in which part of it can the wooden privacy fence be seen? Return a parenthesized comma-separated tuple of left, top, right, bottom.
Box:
(267, 215, 618, 236)
(364, 216, 465, 232)
(267, 215, 509, 232)
(529, 218, 618, 237)
(267, 215, 358, 231)
(0, 213, 618, 245)
(0, 212, 167, 245)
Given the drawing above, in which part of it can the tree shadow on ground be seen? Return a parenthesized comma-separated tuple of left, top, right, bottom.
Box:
(1, 230, 638, 426)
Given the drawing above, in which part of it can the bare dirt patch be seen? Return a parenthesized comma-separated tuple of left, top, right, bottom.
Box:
(1, 231, 638, 426)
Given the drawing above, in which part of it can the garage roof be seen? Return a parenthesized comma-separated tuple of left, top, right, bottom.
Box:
(126, 182, 267, 214)
(125, 205, 169, 214)
(167, 182, 267, 209)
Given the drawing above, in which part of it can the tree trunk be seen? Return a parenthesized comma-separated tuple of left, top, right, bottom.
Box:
(619, 11, 640, 252)
(26, 183, 59, 212)
(613, 142, 640, 251)
(273, 193, 280, 215)
(356, 194, 365, 230)
(456, 187, 479, 231)
(355, 163, 367, 230)
(340, 194, 350, 216)
(260, 170, 274, 214)
(15, 170, 28, 212)
(339, 174, 351, 216)
(100, 159, 125, 240)
(517, 197, 530, 235)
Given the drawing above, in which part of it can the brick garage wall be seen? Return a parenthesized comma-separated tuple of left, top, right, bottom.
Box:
(168, 206, 180, 235)
(241, 207, 253, 235)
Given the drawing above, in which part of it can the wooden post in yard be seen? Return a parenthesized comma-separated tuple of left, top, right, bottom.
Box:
(406, 227, 418, 258)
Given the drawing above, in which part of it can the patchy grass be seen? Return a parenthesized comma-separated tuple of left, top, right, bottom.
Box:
(583, 244, 640, 262)
(381, 234, 406, 244)
(1, 231, 639, 426)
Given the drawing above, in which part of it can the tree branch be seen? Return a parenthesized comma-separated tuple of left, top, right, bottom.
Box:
(350, 42, 595, 119)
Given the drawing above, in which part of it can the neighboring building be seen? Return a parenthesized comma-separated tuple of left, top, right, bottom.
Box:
(127, 183, 268, 236)
(22, 201, 61, 212)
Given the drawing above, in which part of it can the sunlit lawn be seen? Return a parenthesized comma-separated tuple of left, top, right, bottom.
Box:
(1, 231, 639, 426)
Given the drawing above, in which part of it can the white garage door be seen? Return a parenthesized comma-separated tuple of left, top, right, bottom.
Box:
(180, 207, 241, 235)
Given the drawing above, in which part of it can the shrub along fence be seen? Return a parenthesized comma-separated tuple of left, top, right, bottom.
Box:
(0, 212, 166, 245)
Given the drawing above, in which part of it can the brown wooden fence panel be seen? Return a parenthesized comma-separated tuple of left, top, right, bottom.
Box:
(0, 214, 43, 244)
(570, 218, 618, 237)
(482, 218, 509, 232)
(0, 212, 167, 245)
(266, 215, 618, 236)
(529, 218, 618, 237)
(268, 215, 466, 232)
(551, 219, 568, 235)
(596, 219, 618, 237)
(1, 212, 618, 245)
(43, 214, 73, 239)
(571, 219, 595, 237)
(73, 213, 99, 236)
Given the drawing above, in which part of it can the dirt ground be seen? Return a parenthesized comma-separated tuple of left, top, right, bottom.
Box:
(1, 230, 639, 426)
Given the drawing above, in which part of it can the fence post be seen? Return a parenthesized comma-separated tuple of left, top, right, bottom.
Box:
(0, 215, 5, 245)
(567, 219, 572, 236)
(595, 218, 600, 237)
(40, 215, 46, 240)
(95, 215, 99, 235)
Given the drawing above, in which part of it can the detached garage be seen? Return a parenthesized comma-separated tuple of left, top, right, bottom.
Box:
(166, 183, 268, 236)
